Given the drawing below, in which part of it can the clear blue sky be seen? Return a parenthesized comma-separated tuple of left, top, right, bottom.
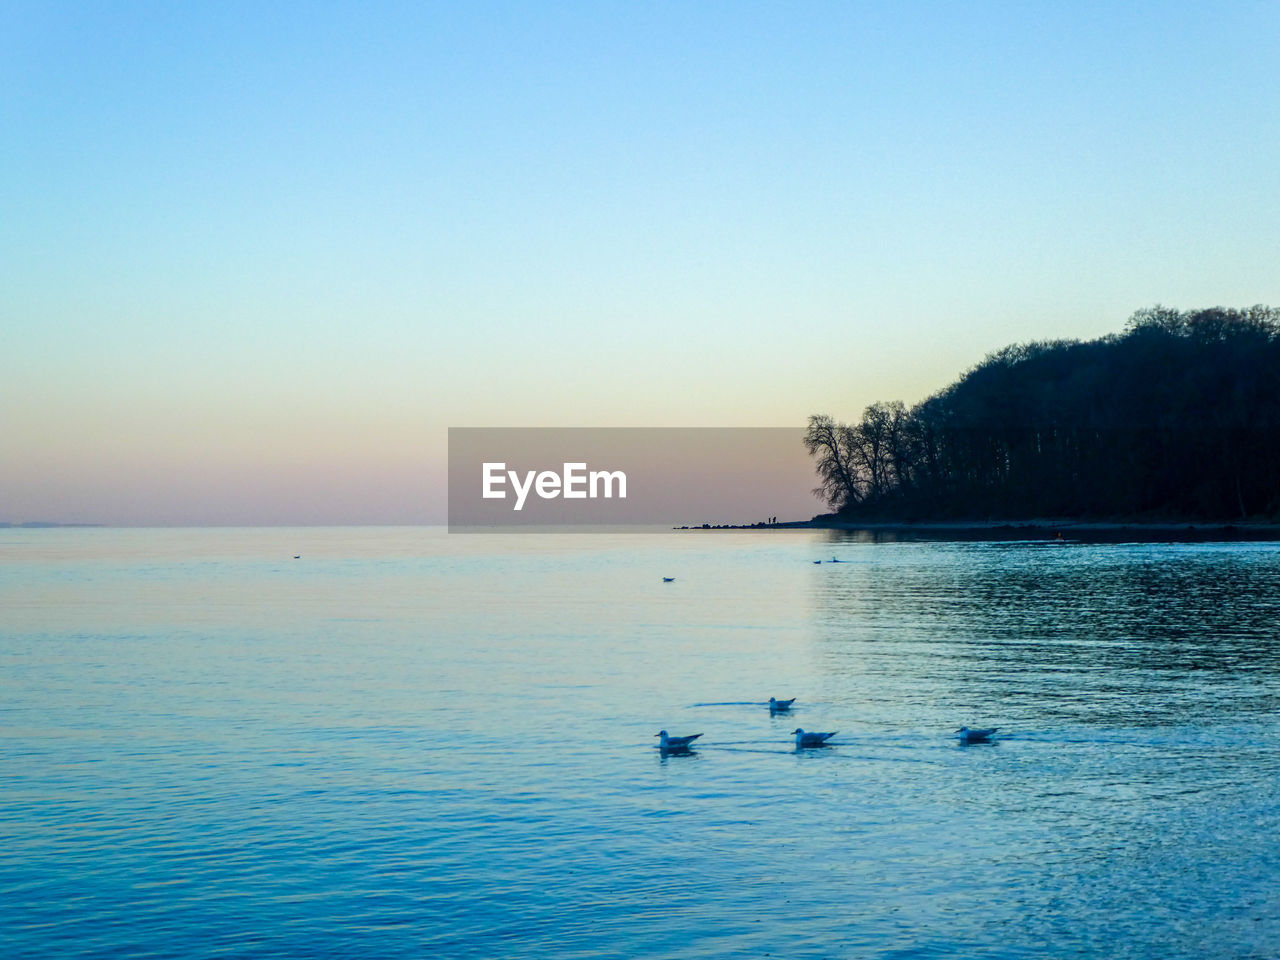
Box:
(3, 1, 1278, 523)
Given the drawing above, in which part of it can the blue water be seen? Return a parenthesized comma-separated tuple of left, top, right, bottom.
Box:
(3, 528, 1279, 958)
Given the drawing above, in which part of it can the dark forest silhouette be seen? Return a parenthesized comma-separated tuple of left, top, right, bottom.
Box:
(806, 305, 1280, 522)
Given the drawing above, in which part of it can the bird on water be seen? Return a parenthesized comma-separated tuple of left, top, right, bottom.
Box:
(793, 728, 837, 748)
(956, 726, 998, 743)
(656, 730, 702, 751)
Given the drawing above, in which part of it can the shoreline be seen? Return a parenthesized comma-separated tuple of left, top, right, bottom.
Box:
(689, 518, 1280, 542)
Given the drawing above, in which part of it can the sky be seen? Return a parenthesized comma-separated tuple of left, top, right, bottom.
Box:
(3, 1, 1278, 524)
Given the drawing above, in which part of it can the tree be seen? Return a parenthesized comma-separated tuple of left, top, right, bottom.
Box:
(805, 306, 1280, 521)
(803, 415, 861, 511)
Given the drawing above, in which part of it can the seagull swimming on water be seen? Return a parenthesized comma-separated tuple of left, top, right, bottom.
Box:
(793, 728, 837, 748)
(956, 726, 998, 743)
(656, 730, 702, 751)
(769, 697, 796, 712)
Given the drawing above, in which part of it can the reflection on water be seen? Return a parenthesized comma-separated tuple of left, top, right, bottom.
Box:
(1, 528, 1278, 959)
(812, 539, 1280, 728)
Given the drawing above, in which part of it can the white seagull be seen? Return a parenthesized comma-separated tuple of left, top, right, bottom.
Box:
(769, 697, 796, 712)
(793, 728, 837, 748)
(656, 730, 702, 750)
(956, 726, 998, 743)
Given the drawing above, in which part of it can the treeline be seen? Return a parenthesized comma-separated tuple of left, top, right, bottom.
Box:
(805, 305, 1280, 521)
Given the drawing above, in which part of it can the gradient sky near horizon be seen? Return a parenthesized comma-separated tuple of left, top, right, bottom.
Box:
(4, 1, 1279, 524)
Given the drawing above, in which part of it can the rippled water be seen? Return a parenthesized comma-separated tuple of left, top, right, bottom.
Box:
(3, 528, 1279, 959)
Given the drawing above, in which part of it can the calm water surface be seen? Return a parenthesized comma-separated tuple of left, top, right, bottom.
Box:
(3, 528, 1279, 958)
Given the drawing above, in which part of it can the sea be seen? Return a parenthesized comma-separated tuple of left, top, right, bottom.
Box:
(3, 527, 1279, 959)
